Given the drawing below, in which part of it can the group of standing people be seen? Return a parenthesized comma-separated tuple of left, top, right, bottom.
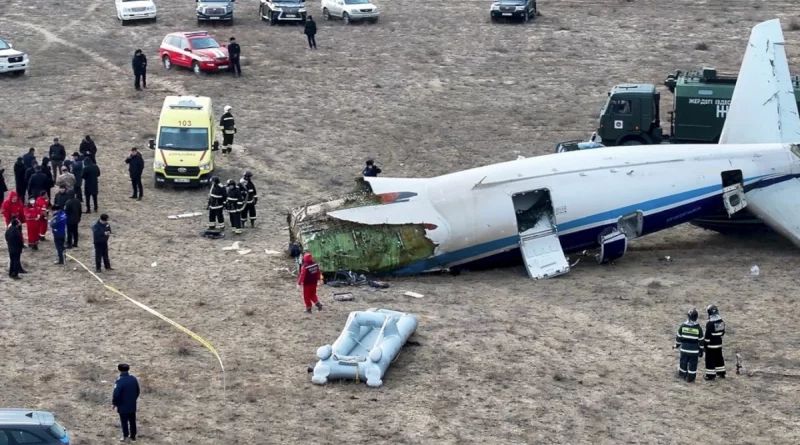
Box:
(674, 304, 727, 382)
(1, 135, 114, 278)
(205, 171, 258, 236)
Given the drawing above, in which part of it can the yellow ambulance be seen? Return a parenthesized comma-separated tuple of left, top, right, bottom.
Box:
(148, 95, 219, 188)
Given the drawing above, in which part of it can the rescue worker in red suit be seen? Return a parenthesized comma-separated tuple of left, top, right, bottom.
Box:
(296, 253, 324, 313)
(22, 198, 41, 249)
(34, 191, 49, 241)
(1, 191, 25, 228)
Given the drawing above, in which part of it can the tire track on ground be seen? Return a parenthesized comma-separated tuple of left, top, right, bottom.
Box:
(36, 0, 107, 52)
(0, 18, 187, 95)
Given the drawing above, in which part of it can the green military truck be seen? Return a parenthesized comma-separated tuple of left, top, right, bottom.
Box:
(592, 67, 800, 146)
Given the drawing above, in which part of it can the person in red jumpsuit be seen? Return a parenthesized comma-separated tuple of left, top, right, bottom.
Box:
(297, 253, 324, 313)
(1, 191, 24, 228)
(22, 198, 41, 249)
(34, 191, 49, 241)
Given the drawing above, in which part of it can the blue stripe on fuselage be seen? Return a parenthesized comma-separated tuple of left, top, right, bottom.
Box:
(391, 174, 792, 275)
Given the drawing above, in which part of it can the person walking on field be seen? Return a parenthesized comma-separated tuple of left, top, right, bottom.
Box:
(80, 135, 98, 165)
(5, 216, 25, 279)
(48, 138, 67, 178)
(2, 191, 24, 228)
(125, 147, 144, 200)
(92, 213, 113, 272)
(71, 152, 84, 203)
(82, 158, 101, 213)
(23, 198, 41, 250)
(297, 253, 323, 313)
(132, 49, 147, 91)
(64, 193, 82, 249)
(49, 205, 67, 265)
(228, 37, 241, 77)
(14, 157, 26, 198)
(35, 191, 49, 242)
(112, 363, 140, 442)
(0, 159, 8, 202)
(304, 16, 317, 49)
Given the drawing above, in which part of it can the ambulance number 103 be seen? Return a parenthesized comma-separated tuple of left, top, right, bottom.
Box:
(178, 120, 192, 126)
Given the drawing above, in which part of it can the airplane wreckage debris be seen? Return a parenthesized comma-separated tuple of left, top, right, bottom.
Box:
(287, 183, 435, 275)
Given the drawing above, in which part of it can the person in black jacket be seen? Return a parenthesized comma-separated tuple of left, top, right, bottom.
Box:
(82, 158, 101, 213)
(13, 157, 26, 197)
(92, 213, 113, 272)
(304, 16, 317, 49)
(27, 165, 49, 203)
(64, 194, 81, 248)
(48, 138, 67, 178)
(53, 185, 70, 210)
(41, 157, 54, 203)
(0, 159, 7, 202)
(5, 217, 24, 279)
(228, 37, 241, 77)
(70, 152, 84, 203)
(132, 49, 147, 91)
(111, 363, 140, 442)
(79, 135, 98, 165)
(124, 147, 144, 200)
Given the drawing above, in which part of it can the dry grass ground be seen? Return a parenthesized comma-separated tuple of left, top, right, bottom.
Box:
(2, 0, 800, 443)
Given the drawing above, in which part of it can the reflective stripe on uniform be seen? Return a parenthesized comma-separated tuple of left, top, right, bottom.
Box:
(680, 349, 700, 354)
(712, 332, 724, 336)
(706, 345, 722, 349)
(222, 117, 234, 121)
(687, 370, 696, 374)
(716, 367, 726, 371)
(680, 334, 699, 340)
(210, 205, 223, 209)
(209, 193, 222, 199)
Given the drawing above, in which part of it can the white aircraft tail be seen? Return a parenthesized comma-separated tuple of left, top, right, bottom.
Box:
(719, 19, 800, 145)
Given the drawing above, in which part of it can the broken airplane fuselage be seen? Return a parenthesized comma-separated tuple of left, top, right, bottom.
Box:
(288, 19, 800, 279)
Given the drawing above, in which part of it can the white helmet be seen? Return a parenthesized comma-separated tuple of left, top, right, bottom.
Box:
(223, 105, 232, 113)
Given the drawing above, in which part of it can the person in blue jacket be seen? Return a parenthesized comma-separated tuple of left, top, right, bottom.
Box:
(49, 205, 67, 265)
(112, 363, 140, 442)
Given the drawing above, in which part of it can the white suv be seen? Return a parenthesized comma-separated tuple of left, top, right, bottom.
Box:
(0, 38, 29, 76)
(115, 0, 158, 25)
(322, 0, 379, 24)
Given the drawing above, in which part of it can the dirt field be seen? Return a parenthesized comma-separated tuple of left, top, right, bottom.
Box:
(2, 0, 800, 443)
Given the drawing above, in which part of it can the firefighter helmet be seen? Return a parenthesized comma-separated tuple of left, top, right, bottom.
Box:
(224, 105, 232, 113)
(243, 170, 253, 179)
(226, 179, 235, 186)
(211, 176, 220, 184)
(687, 308, 699, 322)
(707, 304, 719, 316)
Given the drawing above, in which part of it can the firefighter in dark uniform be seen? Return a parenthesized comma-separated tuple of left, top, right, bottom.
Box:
(674, 308, 704, 382)
(207, 176, 226, 233)
(704, 304, 726, 380)
(228, 37, 242, 77)
(224, 179, 243, 235)
(240, 171, 258, 228)
(220, 106, 236, 155)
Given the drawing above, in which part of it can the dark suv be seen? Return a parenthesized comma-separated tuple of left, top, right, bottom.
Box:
(0, 409, 70, 444)
(490, 0, 536, 23)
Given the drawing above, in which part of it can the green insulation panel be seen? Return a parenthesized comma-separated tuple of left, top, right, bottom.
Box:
(301, 223, 436, 274)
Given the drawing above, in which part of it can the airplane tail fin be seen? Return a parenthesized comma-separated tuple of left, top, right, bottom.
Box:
(719, 19, 800, 145)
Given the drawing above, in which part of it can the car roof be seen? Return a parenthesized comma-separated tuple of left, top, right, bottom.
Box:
(167, 31, 212, 39)
(0, 409, 55, 427)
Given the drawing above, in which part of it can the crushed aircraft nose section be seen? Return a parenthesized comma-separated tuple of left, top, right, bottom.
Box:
(287, 187, 436, 274)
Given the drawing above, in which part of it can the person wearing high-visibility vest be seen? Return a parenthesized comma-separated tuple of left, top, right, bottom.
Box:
(220, 105, 236, 155)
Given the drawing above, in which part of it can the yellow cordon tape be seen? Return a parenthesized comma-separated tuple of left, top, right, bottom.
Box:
(66, 253, 226, 392)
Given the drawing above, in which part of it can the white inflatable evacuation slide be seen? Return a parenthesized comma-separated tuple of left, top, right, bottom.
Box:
(312, 308, 419, 387)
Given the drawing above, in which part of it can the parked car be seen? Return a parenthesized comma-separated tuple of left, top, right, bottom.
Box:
(115, 0, 157, 25)
(259, 0, 308, 25)
(490, 0, 536, 23)
(322, 0, 379, 24)
(0, 37, 29, 76)
(196, 0, 235, 23)
(0, 409, 70, 444)
(159, 31, 231, 75)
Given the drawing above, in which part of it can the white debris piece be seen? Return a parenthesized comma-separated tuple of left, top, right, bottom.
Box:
(264, 249, 281, 255)
(403, 291, 424, 299)
(151, 262, 157, 267)
(750, 265, 760, 276)
(238, 249, 252, 255)
(168, 212, 203, 220)
(222, 241, 241, 251)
